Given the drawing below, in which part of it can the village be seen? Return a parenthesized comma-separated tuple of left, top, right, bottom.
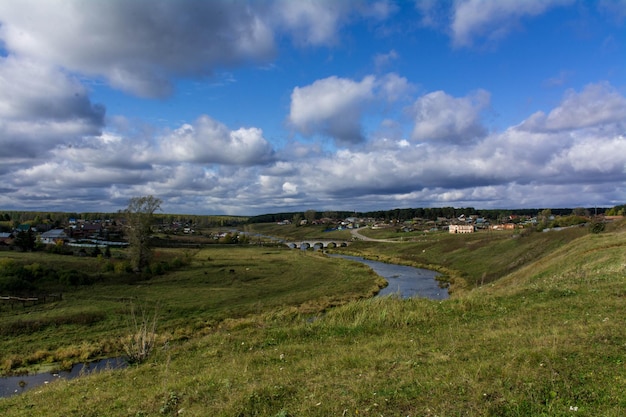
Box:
(1, 207, 611, 253)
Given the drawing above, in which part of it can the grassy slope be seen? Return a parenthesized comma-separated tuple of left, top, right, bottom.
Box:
(337, 226, 590, 290)
(0, 247, 384, 375)
(1, 224, 626, 416)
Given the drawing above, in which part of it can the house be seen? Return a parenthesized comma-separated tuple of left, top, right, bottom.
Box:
(40, 229, 69, 245)
(449, 224, 474, 234)
(490, 223, 516, 231)
(16, 224, 31, 233)
(0, 232, 13, 247)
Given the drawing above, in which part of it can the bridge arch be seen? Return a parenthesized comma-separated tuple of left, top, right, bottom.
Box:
(285, 240, 350, 249)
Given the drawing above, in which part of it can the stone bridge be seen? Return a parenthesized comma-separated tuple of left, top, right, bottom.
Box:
(286, 240, 350, 250)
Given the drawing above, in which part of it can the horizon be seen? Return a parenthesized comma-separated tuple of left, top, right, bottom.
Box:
(1, 1, 625, 215)
(0, 205, 616, 220)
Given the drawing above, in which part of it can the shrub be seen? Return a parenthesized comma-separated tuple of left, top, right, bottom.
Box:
(114, 261, 133, 274)
(46, 244, 73, 255)
(0, 276, 34, 293)
(58, 269, 94, 286)
(590, 220, 606, 234)
(121, 304, 159, 364)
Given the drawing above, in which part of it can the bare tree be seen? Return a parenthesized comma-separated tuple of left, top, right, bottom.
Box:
(124, 195, 162, 272)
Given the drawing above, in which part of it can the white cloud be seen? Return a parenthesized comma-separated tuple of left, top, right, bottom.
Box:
(451, 0, 573, 47)
(549, 134, 626, 175)
(410, 89, 490, 144)
(272, 0, 351, 46)
(273, 0, 395, 46)
(159, 116, 275, 166)
(289, 75, 376, 144)
(414, 0, 450, 29)
(520, 82, 626, 132)
(374, 49, 399, 70)
(288, 74, 412, 145)
(378, 73, 413, 103)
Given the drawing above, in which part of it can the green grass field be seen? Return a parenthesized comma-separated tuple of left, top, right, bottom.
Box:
(1, 221, 625, 416)
(0, 247, 384, 376)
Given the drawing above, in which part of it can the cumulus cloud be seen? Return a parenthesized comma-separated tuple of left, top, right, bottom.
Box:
(451, 0, 573, 47)
(519, 82, 626, 132)
(0, 0, 276, 98)
(289, 76, 376, 144)
(0, 1, 623, 214)
(0, 0, 396, 98)
(272, 0, 353, 46)
(272, 0, 395, 46)
(410, 89, 490, 144)
(0, 56, 105, 158)
(289, 74, 411, 145)
(159, 116, 275, 166)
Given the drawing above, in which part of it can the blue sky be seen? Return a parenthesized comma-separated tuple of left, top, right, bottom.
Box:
(0, 0, 625, 215)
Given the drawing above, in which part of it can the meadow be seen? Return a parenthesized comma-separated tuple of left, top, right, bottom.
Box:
(0, 220, 625, 416)
(0, 246, 384, 376)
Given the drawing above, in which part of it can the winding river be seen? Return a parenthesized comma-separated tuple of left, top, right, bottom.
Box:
(331, 254, 448, 300)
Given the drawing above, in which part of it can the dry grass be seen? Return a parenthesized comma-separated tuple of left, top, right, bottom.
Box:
(121, 303, 159, 364)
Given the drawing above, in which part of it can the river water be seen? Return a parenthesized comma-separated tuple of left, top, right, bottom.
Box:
(331, 254, 448, 300)
(0, 357, 126, 399)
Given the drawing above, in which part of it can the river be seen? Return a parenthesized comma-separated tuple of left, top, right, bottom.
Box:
(330, 254, 448, 300)
(0, 357, 126, 399)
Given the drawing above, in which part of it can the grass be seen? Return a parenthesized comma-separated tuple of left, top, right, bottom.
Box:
(247, 223, 353, 242)
(1, 221, 626, 415)
(333, 226, 591, 290)
(0, 246, 383, 375)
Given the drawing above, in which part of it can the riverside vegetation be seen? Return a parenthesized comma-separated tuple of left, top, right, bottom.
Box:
(0, 219, 625, 416)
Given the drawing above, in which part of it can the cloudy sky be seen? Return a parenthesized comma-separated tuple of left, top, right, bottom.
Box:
(1, 0, 625, 215)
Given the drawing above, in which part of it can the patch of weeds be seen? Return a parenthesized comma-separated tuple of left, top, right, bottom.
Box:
(238, 385, 296, 417)
(160, 391, 181, 416)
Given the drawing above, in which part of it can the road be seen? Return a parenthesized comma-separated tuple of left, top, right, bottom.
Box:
(349, 227, 401, 243)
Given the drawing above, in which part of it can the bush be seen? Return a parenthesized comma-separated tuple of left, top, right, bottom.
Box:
(0, 276, 34, 293)
(590, 221, 606, 234)
(46, 244, 74, 255)
(58, 269, 94, 286)
(114, 261, 133, 274)
(121, 304, 159, 364)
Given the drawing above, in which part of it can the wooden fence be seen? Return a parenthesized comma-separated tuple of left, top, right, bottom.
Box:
(0, 294, 63, 308)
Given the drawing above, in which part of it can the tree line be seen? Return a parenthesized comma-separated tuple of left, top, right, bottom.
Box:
(247, 206, 610, 224)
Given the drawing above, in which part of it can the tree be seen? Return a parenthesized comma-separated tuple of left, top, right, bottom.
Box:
(124, 196, 162, 272)
(14, 229, 36, 252)
(304, 210, 317, 225)
(572, 207, 589, 217)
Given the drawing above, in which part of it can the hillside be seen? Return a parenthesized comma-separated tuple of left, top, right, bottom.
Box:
(1, 222, 625, 416)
